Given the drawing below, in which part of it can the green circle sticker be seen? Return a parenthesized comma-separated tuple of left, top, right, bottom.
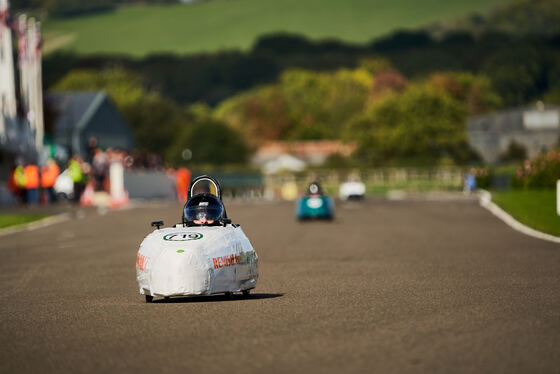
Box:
(176, 250, 185, 253)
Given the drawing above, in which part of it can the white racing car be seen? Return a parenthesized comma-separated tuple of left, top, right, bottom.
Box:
(339, 176, 366, 201)
(136, 175, 258, 302)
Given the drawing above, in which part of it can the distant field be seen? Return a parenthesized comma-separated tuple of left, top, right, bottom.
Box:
(43, 0, 512, 56)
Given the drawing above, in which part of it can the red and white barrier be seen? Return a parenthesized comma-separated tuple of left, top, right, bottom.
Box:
(110, 162, 129, 209)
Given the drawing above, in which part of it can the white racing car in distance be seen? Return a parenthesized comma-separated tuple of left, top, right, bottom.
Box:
(136, 175, 258, 302)
(339, 176, 366, 201)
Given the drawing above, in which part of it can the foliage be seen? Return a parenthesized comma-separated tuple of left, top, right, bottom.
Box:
(216, 67, 372, 143)
(358, 57, 395, 75)
(216, 86, 293, 145)
(280, 69, 372, 140)
(10, 0, 115, 16)
(543, 88, 560, 105)
(428, 72, 501, 114)
(481, 45, 551, 107)
(215, 67, 500, 166)
(471, 167, 492, 189)
(346, 82, 473, 165)
(321, 154, 357, 169)
(42, 31, 560, 109)
(451, 0, 560, 37)
(369, 70, 408, 100)
(498, 141, 527, 163)
(166, 115, 250, 167)
(512, 149, 560, 189)
(53, 69, 145, 108)
(11, 0, 178, 17)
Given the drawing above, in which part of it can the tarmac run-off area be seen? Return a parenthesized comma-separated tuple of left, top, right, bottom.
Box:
(1, 198, 559, 373)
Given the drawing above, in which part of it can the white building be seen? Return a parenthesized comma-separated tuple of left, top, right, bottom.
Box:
(468, 103, 560, 164)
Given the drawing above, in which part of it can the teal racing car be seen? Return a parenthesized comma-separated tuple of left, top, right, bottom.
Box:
(296, 182, 334, 221)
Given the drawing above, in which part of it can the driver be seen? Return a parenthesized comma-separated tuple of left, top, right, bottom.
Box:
(183, 193, 224, 226)
(308, 182, 322, 196)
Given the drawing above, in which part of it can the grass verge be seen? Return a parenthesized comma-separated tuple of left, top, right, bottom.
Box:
(0, 213, 50, 229)
(492, 190, 560, 236)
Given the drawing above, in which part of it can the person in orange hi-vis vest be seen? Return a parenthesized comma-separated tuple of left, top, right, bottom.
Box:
(8, 166, 23, 204)
(24, 163, 40, 205)
(175, 167, 191, 204)
(41, 159, 60, 203)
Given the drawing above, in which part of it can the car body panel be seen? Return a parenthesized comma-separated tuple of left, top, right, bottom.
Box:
(136, 225, 258, 297)
(339, 181, 366, 200)
(296, 195, 334, 220)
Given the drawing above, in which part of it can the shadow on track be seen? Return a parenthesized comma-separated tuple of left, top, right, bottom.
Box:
(151, 293, 284, 304)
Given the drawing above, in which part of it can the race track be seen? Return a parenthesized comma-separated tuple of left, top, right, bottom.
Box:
(1, 198, 559, 373)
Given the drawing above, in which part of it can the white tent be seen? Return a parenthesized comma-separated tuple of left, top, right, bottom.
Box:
(262, 154, 306, 174)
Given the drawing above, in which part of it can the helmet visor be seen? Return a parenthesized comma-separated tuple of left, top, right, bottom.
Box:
(184, 195, 224, 222)
(191, 179, 218, 197)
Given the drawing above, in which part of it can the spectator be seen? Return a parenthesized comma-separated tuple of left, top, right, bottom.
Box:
(86, 137, 98, 164)
(9, 165, 23, 204)
(24, 162, 40, 204)
(464, 169, 477, 193)
(68, 155, 85, 203)
(175, 167, 191, 204)
(92, 148, 108, 191)
(41, 158, 60, 203)
(13, 160, 26, 203)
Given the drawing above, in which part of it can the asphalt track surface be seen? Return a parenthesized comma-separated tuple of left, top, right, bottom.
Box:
(1, 198, 559, 373)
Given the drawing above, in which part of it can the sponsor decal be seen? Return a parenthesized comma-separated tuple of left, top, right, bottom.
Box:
(213, 254, 242, 269)
(212, 251, 258, 269)
(163, 232, 203, 241)
(136, 253, 150, 271)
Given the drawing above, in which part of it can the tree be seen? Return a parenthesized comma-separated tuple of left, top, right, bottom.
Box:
(370, 70, 408, 101)
(216, 67, 371, 142)
(499, 141, 527, 163)
(428, 72, 501, 114)
(167, 117, 249, 167)
(482, 46, 547, 106)
(215, 86, 293, 146)
(281, 68, 371, 140)
(347, 85, 471, 165)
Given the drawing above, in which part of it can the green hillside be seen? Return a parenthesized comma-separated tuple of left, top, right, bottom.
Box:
(43, 0, 512, 56)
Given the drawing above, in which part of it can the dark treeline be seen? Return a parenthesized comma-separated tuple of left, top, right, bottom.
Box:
(10, 0, 178, 17)
(44, 30, 560, 108)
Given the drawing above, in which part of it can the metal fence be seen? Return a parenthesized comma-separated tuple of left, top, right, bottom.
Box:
(264, 168, 465, 198)
(123, 168, 466, 201)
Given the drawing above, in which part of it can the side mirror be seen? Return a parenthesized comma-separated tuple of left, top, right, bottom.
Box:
(151, 220, 164, 229)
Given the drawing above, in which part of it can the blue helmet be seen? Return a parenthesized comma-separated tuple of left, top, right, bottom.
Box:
(183, 193, 224, 226)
